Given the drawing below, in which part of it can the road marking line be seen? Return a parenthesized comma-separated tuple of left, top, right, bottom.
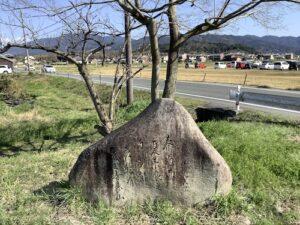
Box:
(54, 73, 300, 115)
(99, 80, 300, 114)
(175, 92, 300, 114)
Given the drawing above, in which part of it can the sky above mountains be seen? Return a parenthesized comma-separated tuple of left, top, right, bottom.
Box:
(0, 0, 299, 43)
(219, 9, 300, 37)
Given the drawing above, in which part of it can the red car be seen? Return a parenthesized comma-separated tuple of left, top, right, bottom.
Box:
(195, 62, 206, 69)
(226, 62, 232, 68)
(236, 62, 252, 69)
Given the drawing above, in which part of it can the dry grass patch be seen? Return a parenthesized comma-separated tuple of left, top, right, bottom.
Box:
(0, 109, 51, 125)
(55, 64, 300, 90)
(288, 135, 300, 143)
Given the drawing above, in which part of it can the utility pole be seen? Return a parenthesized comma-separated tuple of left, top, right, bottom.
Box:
(124, 10, 133, 105)
(20, 11, 30, 72)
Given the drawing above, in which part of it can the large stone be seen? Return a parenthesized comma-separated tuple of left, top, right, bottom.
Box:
(69, 99, 232, 205)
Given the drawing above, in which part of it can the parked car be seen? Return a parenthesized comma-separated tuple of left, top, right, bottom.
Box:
(194, 62, 206, 69)
(185, 60, 194, 68)
(0, 65, 12, 74)
(42, 65, 56, 73)
(287, 61, 300, 71)
(231, 61, 238, 68)
(252, 60, 262, 68)
(259, 61, 274, 70)
(274, 61, 289, 70)
(226, 61, 237, 68)
(236, 61, 252, 69)
(214, 62, 226, 69)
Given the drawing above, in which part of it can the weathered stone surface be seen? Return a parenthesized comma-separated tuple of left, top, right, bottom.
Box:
(69, 99, 232, 205)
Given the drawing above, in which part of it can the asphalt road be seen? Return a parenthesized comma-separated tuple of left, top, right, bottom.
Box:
(55, 73, 300, 119)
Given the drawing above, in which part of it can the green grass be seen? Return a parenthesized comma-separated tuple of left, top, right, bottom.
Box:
(199, 117, 299, 225)
(0, 74, 299, 225)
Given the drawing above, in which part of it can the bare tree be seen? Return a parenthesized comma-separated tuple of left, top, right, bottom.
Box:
(114, 0, 300, 98)
(19, 10, 30, 72)
(67, 0, 300, 206)
(124, 7, 134, 105)
(1, 0, 299, 206)
(0, 0, 146, 135)
(1, 0, 297, 136)
(116, 0, 161, 102)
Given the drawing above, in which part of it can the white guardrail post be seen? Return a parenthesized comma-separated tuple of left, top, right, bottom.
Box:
(236, 85, 241, 112)
(229, 85, 242, 113)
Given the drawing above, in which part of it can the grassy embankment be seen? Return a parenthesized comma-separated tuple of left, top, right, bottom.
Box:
(53, 63, 300, 90)
(0, 74, 299, 225)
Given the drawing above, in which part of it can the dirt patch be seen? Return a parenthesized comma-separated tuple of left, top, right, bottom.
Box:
(228, 214, 251, 225)
(288, 135, 300, 143)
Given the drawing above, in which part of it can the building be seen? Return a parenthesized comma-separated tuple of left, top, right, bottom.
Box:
(0, 54, 14, 68)
(89, 58, 99, 64)
(208, 53, 224, 61)
(261, 54, 274, 60)
(137, 55, 150, 64)
(223, 52, 246, 62)
(178, 53, 188, 62)
(187, 55, 196, 61)
(4, 54, 15, 60)
(74, 56, 82, 64)
(273, 54, 285, 60)
(195, 55, 207, 62)
(24, 56, 36, 65)
(285, 53, 294, 60)
(161, 55, 168, 63)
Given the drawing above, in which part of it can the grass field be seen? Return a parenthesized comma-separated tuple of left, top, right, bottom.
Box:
(0, 74, 299, 225)
(53, 63, 300, 90)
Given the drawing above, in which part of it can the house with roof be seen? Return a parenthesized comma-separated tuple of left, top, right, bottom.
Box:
(0, 54, 14, 69)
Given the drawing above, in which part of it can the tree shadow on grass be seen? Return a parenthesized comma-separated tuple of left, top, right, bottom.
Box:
(33, 180, 74, 206)
(230, 112, 300, 128)
(195, 107, 299, 128)
(0, 117, 100, 157)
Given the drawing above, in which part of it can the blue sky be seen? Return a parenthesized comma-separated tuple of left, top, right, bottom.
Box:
(175, 1, 300, 37)
(0, 0, 299, 42)
(219, 9, 300, 37)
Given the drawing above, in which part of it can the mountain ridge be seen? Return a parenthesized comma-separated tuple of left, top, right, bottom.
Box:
(5, 34, 300, 56)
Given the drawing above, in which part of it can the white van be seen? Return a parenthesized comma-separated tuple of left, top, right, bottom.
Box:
(274, 61, 289, 70)
(214, 62, 226, 69)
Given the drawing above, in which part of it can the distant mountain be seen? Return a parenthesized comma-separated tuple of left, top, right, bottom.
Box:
(6, 34, 300, 56)
(185, 35, 300, 54)
(7, 34, 126, 56)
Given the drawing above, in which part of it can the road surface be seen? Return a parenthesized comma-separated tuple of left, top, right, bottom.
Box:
(54, 73, 300, 119)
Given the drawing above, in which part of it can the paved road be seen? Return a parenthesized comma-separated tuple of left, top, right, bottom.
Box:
(55, 73, 300, 119)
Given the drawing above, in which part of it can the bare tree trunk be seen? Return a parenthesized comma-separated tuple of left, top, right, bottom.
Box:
(77, 64, 113, 135)
(147, 20, 160, 102)
(162, 1, 180, 99)
(101, 47, 105, 67)
(125, 10, 133, 105)
(163, 47, 179, 99)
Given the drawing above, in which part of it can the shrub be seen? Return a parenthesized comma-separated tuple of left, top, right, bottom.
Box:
(0, 75, 28, 104)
